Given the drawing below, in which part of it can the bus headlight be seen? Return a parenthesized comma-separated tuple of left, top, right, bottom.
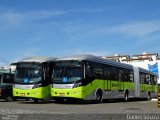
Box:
(32, 83, 42, 89)
(73, 82, 82, 88)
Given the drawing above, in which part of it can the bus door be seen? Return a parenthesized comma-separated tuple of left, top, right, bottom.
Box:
(118, 69, 124, 91)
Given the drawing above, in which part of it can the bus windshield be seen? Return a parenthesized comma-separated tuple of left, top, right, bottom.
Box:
(2, 73, 14, 84)
(15, 63, 42, 84)
(52, 67, 82, 84)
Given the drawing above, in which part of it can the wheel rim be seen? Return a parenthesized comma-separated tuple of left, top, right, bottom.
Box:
(5, 96, 13, 102)
(124, 93, 128, 101)
(96, 92, 102, 103)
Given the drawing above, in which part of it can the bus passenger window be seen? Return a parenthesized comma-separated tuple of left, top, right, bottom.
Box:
(86, 65, 92, 77)
(129, 70, 134, 82)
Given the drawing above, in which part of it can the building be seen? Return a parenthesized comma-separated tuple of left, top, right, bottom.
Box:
(103, 54, 130, 62)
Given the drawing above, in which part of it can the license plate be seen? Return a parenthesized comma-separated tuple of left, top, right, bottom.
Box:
(20, 93, 25, 96)
(59, 93, 65, 96)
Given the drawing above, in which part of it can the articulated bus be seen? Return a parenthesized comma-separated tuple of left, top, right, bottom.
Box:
(51, 55, 157, 103)
(13, 56, 56, 103)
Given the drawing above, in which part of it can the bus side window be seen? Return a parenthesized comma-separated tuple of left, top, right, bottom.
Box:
(85, 62, 94, 82)
(154, 76, 157, 85)
(2, 73, 14, 83)
(93, 63, 103, 79)
(110, 66, 117, 81)
(104, 66, 111, 79)
(129, 70, 134, 82)
(86, 65, 92, 78)
(124, 69, 129, 82)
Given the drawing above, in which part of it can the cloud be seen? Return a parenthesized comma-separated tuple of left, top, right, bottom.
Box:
(0, 8, 103, 26)
(9, 47, 41, 64)
(11, 47, 41, 62)
(0, 9, 67, 30)
(25, 10, 66, 20)
(0, 56, 9, 67)
(70, 8, 103, 13)
(107, 21, 160, 37)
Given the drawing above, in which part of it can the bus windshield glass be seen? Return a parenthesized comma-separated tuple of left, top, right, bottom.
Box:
(15, 63, 42, 84)
(52, 60, 82, 84)
(3, 73, 14, 84)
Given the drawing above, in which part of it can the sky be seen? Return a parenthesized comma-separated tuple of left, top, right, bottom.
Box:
(0, 0, 160, 66)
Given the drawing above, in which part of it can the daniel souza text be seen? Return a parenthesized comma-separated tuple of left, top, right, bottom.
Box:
(127, 114, 159, 120)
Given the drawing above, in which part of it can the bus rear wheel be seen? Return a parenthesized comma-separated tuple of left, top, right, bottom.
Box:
(147, 92, 151, 100)
(124, 92, 129, 102)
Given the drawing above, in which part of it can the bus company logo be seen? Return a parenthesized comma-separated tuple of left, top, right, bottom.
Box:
(2, 114, 18, 120)
(63, 77, 68, 82)
(127, 114, 159, 120)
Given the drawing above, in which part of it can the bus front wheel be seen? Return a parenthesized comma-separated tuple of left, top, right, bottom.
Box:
(33, 99, 38, 103)
(95, 91, 103, 103)
(5, 96, 13, 102)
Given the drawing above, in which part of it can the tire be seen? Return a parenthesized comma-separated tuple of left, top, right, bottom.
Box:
(5, 96, 13, 102)
(147, 92, 151, 101)
(13, 97, 17, 101)
(54, 98, 64, 103)
(95, 91, 103, 103)
(124, 92, 129, 102)
(33, 99, 38, 103)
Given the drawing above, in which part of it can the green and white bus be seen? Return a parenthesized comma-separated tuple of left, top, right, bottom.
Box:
(51, 55, 157, 103)
(13, 56, 56, 103)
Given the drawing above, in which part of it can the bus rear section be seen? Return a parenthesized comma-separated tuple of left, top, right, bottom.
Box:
(13, 56, 56, 103)
(133, 67, 158, 100)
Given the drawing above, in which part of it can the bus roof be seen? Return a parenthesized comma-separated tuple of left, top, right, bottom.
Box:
(18, 56, 57, 63)
(0, 69, 14, 74)
(57, 54, 133, 69)
(0, 69, 9, 74)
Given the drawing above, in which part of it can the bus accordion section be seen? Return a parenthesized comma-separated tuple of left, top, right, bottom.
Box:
(13, 56, 57, 103)
(50, 55, 158, 103)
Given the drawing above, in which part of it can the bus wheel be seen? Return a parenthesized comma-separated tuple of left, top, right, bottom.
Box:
(124, 92, 129, 102)
(147, 92, 151, 100)
(55, 98, 64, 103)
(33, 99, 38, 103)
(95, 91, 103, 103)
(5, 96, 13, 102)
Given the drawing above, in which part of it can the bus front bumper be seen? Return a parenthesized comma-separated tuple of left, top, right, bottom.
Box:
(50, 87, 85, 99)
(13, 87, 47, 99)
